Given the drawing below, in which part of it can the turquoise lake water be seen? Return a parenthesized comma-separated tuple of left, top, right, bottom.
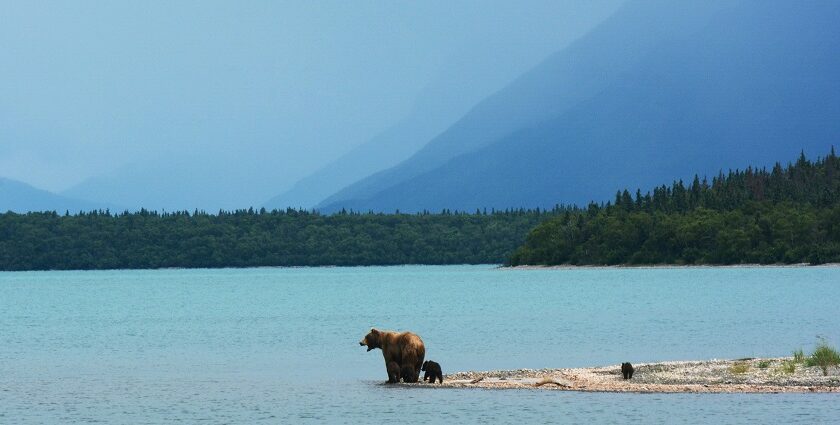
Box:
(1, 265, 839, 423)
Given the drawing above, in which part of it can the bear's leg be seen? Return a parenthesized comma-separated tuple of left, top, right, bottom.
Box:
(402, 354, 420, 383)
(437, 372, 443, 384)
(629, 370, 633, 379)
(386, 360, 396, 383)
(400, 364, 415, 383)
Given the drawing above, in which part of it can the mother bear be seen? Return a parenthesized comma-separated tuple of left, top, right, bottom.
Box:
(359, 328, 425, 383)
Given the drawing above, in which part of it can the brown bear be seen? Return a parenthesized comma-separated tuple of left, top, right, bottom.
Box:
(359, 328, 425, 383)
(422, 360, 443, 384)
(400, 364, 415, 384)
(387, 361, 401, 384)
(621, 362, 634, 379)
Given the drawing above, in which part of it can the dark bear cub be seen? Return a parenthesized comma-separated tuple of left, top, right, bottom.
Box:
(621, 362, 634, 379)
(422, 360, 443, 384)
(387, 361, 401, 383)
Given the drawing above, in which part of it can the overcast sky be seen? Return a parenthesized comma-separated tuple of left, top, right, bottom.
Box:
(1, 1, 621, 206)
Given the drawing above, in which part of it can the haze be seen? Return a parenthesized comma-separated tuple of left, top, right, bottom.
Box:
(1, 1, 621, 211)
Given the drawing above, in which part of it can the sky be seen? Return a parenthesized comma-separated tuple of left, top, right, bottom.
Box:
(0, 1, 622, 209)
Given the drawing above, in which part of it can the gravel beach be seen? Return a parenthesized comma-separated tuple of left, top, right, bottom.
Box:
(408, 358, 840, 393)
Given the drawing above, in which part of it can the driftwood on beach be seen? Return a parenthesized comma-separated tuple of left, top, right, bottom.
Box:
(404, 357, 840, 393)
(534, 377, 570, 388)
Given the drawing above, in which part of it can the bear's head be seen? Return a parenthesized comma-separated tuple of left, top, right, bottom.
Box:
(359, 328, 381, 352)
(421, 360, 429, 371)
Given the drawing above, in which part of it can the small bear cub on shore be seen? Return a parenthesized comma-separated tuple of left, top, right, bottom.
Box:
(621, 362, 634, 380)
(387, 361, 401, 384)
(422, 360, 443, 384)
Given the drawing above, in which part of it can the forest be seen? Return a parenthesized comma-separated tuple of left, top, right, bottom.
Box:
(509, 149, 840, 266)
(4, 149, 839, 271)
(0, 207, 557, 271)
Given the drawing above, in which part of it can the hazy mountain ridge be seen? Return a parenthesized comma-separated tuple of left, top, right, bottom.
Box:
(319, 0, 840, 213)
(263, 3, 624, 210)
(10, 3, 622, 213)
(317, 0, 729, 211)
(1, 177, 113, 213)
(60, 156, 279, 213)
(261, 91, 455, 210)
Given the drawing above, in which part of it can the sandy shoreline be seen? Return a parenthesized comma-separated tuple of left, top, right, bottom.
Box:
(402, 358, 840, 393)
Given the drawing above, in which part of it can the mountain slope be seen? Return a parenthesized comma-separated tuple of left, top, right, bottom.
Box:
(61, 154, 296, 212)
(320, 0, 840, 212)
(0, 177, 110, 213)
(317, 0, 728, 211)
(261, 80, 464, 210)
(263, 2, 623, 210)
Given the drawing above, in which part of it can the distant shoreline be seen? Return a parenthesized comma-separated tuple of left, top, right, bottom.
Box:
(4, 263, 840, 273)
(405, 357, 840, 393)
(504, 263, 840, 270)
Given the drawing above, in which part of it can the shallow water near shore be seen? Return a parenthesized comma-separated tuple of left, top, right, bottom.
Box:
(1, 265, 839, 423)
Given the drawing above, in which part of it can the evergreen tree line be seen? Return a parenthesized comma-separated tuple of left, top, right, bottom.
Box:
(510, 148, 840, 266)
(0, 207, 560, 271)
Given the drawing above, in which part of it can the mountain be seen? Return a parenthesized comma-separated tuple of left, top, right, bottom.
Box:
(262, 3, 623, 210)
(316, 0, 722, 211)
(261, 87, 455, 210)
(318, 0, 840, 213)
(61, 155, 276, 212)
(0, 177, 110, 213)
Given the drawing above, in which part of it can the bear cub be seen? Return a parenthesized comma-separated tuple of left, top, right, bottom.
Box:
(422, 360, 443, 384)
(621, 362, 634, 380)
(387, 361, 401, 384)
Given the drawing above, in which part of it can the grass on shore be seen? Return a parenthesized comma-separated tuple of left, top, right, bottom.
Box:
(729, 362, 750, 375)
(793, 348, 806, 363)
(806, 339, 840, 376)
(778, 360, 797, 375)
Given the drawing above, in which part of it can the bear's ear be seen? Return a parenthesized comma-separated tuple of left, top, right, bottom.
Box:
(370, 328, 379, 334)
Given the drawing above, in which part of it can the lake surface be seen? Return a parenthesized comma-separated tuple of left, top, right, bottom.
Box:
(1, 265, 839, 423)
